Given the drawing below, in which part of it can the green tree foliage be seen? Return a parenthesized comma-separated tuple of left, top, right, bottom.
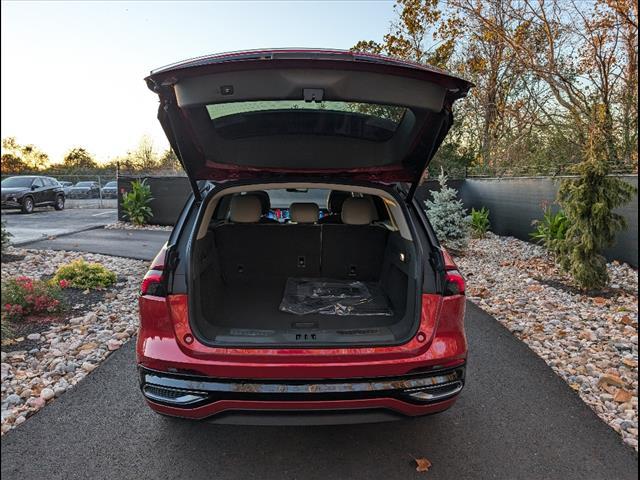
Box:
(158, 148, 182, 171)
(0, 152, 28, 174)
(62, 147, 98, 170)
(425, 170, 470, 252)
(353, 0, 638, 177)
(114, 136, 163, 172)
(1, 137, 49, 172)
(555, 106, 637, 290)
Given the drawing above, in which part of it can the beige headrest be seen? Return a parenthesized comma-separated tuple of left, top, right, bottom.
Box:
(341, 197, 374, 225)
(289, 203, 319, 223)
(229, 195, 262, 223)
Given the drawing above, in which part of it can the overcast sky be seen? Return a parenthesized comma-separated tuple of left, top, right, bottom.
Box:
(1, 0, 395, 163)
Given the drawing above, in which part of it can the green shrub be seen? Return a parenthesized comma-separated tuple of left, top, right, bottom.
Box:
(121, 179, 153, 225)
(530, 206, 569, 254)
(555, 106, 637, 290)
(1, 276, 63, 322)
(424, 169, 470, 252)
(1, 220, 12, 255)
(51, 259, 116, 290)
(470, 207, 491, 238)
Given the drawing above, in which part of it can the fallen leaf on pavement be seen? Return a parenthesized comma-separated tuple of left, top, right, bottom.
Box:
(415, 458, 432, 473)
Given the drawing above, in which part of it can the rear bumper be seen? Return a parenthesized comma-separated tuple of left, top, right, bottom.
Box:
(139, 364, 465, 423)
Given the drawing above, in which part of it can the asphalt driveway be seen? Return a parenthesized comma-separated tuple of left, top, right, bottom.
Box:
(1, 307, 637, 479)
(2, 229, 637, 479)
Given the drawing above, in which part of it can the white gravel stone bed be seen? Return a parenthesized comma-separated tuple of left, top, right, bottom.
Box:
(1, 247, 148, 435)
(454, 233, 638, 450)
(105, 221, 172, 231)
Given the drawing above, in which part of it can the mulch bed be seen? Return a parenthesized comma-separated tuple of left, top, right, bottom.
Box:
(1, 287, 108, 353)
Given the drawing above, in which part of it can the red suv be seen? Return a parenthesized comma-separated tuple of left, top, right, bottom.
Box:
(137, 49, 471, 425)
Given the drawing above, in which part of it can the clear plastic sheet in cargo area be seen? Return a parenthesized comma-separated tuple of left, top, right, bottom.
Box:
(279, 278, 393, 316)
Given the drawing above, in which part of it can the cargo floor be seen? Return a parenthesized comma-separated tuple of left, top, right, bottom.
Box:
(199, 279, 403, 337)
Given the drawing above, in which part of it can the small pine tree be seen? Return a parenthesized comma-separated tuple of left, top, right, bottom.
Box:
(425, 169, 470, 252)
(556, 105, 637, 291)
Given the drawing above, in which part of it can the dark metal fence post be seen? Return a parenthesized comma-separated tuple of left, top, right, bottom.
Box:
(116, 161, 120, 222)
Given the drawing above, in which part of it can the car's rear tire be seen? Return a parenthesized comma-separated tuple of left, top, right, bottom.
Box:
(54, 195, 65, 210)
(21, 196, 34, 214)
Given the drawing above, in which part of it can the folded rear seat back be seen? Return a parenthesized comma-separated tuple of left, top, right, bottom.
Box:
(214, 197, 322, 282)
(212, 194, 389, 284)
(215, 224, 321, 281)
(320, 197, 389, 280)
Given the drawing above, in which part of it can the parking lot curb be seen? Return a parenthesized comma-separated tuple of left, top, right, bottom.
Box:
(13, 225, 107, 247)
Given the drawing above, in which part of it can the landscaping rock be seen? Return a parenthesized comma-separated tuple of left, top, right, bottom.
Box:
(5, 394, 22, 406)
(105, 221, 172, 232)
(40, 388, 55, 401)
(1, 247, 148, 436)
(455, 233, 638, 451)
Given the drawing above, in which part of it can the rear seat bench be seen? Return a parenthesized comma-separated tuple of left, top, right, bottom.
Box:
(210, 194, 391, 283)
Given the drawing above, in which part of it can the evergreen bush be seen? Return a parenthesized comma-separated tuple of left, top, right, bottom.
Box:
(555, 106, 637, 290)
(424, 170, 470, 252)
(51, 259, 117, 290)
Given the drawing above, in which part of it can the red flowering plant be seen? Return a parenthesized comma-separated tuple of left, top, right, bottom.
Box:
(1, 276, 64, 322)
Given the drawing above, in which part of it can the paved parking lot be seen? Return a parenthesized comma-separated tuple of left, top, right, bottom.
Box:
(25, 228, 168, 260)
(2, 207, 117, 244)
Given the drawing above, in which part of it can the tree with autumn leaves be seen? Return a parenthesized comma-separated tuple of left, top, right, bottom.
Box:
(353, 0, 638, 177)
(1, 136, 182, 175)
(354, 0, 637, 290)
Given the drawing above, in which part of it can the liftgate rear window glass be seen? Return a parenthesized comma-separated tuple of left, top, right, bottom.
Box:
(206, 100, 407, 141)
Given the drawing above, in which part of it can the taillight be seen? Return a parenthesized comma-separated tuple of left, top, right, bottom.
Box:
(141, 269, 166, 296)
(444, 269, 465, 296)
(141, 245, 168, 296)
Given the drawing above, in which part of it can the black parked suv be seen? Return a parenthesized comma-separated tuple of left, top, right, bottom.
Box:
(1, 176, 65, 213)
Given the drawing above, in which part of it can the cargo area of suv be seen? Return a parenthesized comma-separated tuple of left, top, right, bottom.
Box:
(137, 49, 471, 423)
(188, 186, 426, 347)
